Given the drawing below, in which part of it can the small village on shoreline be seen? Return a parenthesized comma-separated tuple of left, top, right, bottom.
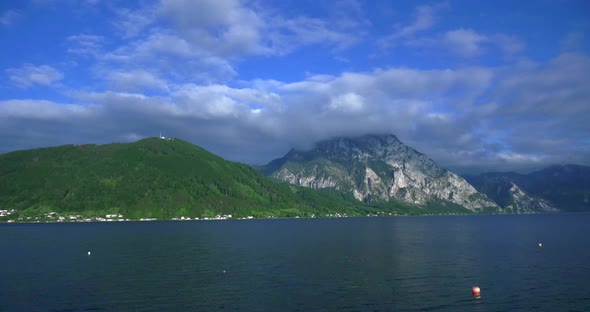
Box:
(0, 208, 428, 224)
(0, 209, 257, 223)
(0, 208, 477, 224)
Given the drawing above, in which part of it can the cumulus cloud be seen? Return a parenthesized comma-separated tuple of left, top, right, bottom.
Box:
(5, 64, 64, 88)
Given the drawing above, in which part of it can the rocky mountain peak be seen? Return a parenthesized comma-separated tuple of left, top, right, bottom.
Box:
(261, 133, 499, 212)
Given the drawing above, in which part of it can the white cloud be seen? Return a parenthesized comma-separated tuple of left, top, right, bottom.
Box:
(407, 29, 525, 58)
(154, 0, 363, 57)
(79, 0, 363, 89)
(329, 93, 365, 113)
(376, 3, 524, 59)
(2, 1, 588, 173)
(167, 83, 283, 120)
(159, 0, 264, 56)
(397, 4, 440, 37)
(113, 7, 157, 38)
(67, 34, 104, 55)
(104, 32, 194, 61)
(379, 3, 447, 47)
(96, 30, 237, 84)
(105, 70, 169, 91)
(263, 16, 361, 55)
(0, 99, 93, 120)
(249, 65, 497, 153)
(497, 53, 590, 113)
(1, 34, 588, 172)
(5, 64, 64, 88)
(171, 84, 241, 119)
(443, 29, 487, 57)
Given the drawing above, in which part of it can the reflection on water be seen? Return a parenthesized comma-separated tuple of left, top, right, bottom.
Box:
(1, 213, 589, 311)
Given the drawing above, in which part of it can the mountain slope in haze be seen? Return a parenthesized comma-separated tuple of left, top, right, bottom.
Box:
(463, 174, 557, 213)
(466, 164, 590, 212)
(0, 138, 376, 220)
(261, 134, 499, 212)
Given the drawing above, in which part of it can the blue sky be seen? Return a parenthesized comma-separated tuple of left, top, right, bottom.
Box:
(1, 0, 589, 173)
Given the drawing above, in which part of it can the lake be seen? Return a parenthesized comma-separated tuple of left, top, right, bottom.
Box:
(1, 213, 589, 311)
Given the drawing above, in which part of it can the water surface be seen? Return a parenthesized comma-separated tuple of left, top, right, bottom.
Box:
(1, 213, 589, 311)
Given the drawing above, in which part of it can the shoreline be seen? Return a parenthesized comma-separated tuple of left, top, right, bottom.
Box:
(0, 211, 571, 225)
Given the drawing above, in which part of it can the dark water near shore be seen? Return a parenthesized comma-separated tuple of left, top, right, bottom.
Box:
(1, 213, 589, 311)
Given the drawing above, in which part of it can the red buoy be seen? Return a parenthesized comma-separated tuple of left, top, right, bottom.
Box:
(472, 286, 481, 296)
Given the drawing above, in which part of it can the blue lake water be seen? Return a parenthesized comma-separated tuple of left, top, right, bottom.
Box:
(1, 213, 589, 311)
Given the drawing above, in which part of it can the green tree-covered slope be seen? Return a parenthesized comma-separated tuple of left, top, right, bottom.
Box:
(0, 138, 394, 220)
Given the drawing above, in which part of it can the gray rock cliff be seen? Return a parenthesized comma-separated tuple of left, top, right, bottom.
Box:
(262, 134, 499, 212)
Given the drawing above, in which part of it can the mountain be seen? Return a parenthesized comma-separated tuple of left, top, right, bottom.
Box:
(463, 174, 557, 213)
(260, 134, 499, 212)
(0, 137, 377, 221)
(466, 164, 590, 212)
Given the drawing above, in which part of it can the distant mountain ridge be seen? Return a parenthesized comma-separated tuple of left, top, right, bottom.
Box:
(465, 164, 590, 212)
(261, 134, 499, 212)
(2, 136, 587, 222)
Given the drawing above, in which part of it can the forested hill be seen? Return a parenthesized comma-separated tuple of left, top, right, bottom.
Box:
(0, 137, 374, 220)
